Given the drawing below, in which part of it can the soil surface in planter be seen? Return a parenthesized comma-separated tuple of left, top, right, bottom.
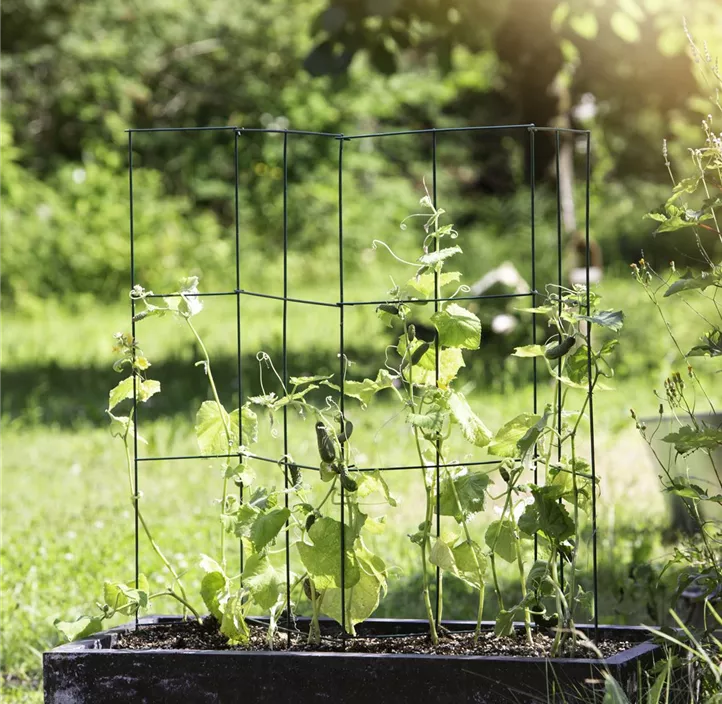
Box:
(116, 619, 633, 659)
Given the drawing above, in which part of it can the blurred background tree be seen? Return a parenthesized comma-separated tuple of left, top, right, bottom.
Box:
(3, 0, 721, 309)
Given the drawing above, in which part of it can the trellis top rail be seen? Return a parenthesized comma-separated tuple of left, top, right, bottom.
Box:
(125, 124, 591, 137)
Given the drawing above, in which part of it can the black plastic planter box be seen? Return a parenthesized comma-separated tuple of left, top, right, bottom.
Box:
(44, 616, 659, 704)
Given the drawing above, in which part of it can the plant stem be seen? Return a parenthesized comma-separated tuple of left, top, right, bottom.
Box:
(402, 316, 439, 645)
(515, 538, 533, 645)
(123, 427, 189, 611)
(150, 589, 202, 621)
(185, 317, 234, 571)
(446, 467, 486, 641)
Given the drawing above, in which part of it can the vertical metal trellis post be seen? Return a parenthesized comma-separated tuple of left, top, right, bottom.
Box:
(584, 132, 600, 641)
(529, 126, 539, 563)
(431, 131, 442, 627)
(282, 132, 293, 637)
(337, 135, 347, 640)
(128, 132, 141, 630)
(234, 130, 245, 580)
(554, 130, 565, 590)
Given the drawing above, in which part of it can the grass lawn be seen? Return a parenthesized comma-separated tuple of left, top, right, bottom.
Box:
(2, 271, 716, 700)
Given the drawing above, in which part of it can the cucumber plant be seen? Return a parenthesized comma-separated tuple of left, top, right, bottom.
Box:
(56, 193, 622, 657)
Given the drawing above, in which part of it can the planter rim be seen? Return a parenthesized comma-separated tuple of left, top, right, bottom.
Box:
(47, 615, 660, 666)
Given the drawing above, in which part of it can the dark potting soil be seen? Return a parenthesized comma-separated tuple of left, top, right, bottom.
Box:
(116, 619, 633, 659)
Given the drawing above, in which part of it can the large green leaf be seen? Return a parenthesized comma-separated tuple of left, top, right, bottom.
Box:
(250, 507, 290, 552)
(665, 270, 722, 297)
(453, 540, 487, 589)
(297, 517, 360, 590)
(200, 554, 228, 622)
(403, 271, 461, 300)
(417, 246, 462, 269)
(662, 425, 722, 455)
(494, 608, 515, 637)
(431, 303, 481, 349)
(195, 400, 236, 455)
(485, 519, 516, 563)
(404, 346, 465, 388)
(103, 575, 149, 615)
(241, 553, 285, 610)
(220, 592, 249, 645)
(488, 413, 541, 458)
(108, 377, 161, 411)
(438, 469, 489, 521)
(577, 310, 625, 332)
(322, 548, 386, 629)
(341, 370, 395, 408)
(408, 404, 445, 437)
(447, 391, 492, 447)
(54, 615, 105, 642)
(525, 560, 553, 597)
(230, 405, 258, 447)
(512, 345, 546, 358)
(518, 488, 575, 543)
(355, 470, 397, 507)
(429, 538, 456, 571)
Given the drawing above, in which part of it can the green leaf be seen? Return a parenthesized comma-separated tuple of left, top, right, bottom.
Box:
(644, 203, 713, 234)
(488, 413, 541, 458)
(54, 615, 105, 642)
(103, 575, 149, 615)
(138, 379, 161, 402)
(403, 347, 465, 388)
(518, 488, 575, 543)
(512, 345, 546, 358)
(447, 391, 492, 447)
(355, 470, 397, 507)
(195, 400, 236, 455)
(515, 305, 554, 315)
(664, 271, 721, 297)
(403, 271, 461, 300)
(429, 538, 457, 571)
(668, 477, 708, 501)
(376, 304, 402, 328)
(229, 405, 258, 447)
(662, 425, 722, 455)
(297, 517, 360, 590)
(577, 310, 624, 332)
(408, 404, 445, 437)
(250, 507, 290, 552)
(438, 469, 489, 521)
(453, 540, 487, 589)
(417, 246, 462, 270)
(289, 374, 333, 385)
(220, 592, 249, 645)
(342, 370, 395, 408)
(431, 303, 481, 349)
(494, 608, 516, 637)
(485, 519, 516, 563)
(108, 377, 133, 411)
(525, 560, 552, 597)
(688, 329, 722, 358)
(200, 557, 228, 622)
(322, 548, 386, 630)
(241, 553, 285, 610)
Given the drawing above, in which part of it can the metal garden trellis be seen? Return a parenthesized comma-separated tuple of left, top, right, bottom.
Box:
(126, 123, 599, 645)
